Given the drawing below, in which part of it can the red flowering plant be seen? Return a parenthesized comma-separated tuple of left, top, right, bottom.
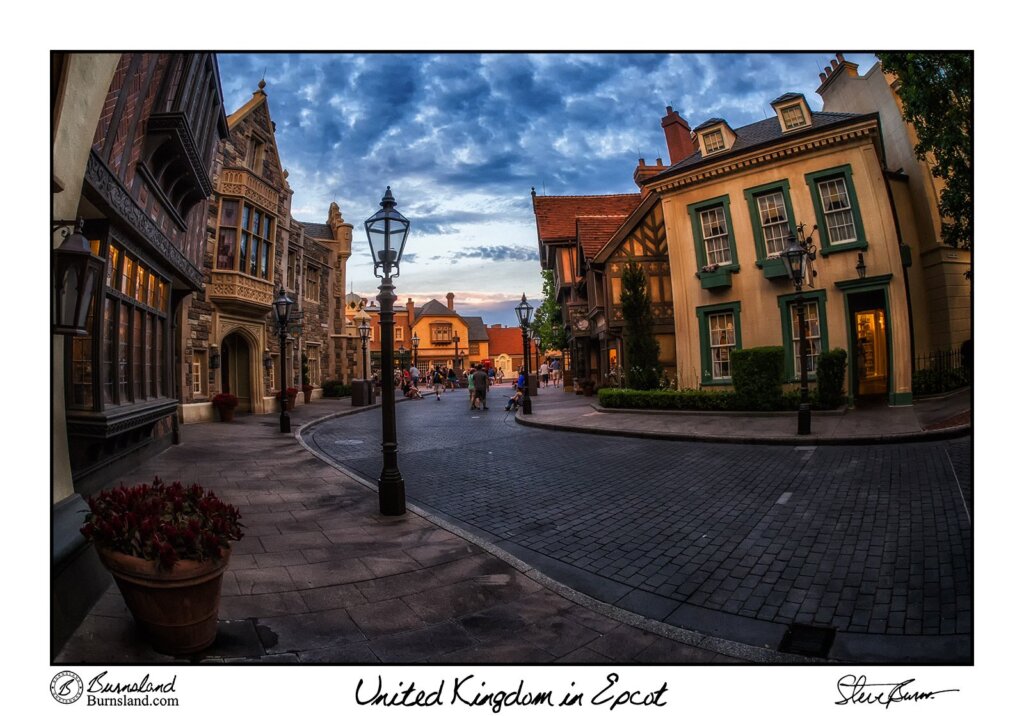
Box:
(80, 477, 243, 569)
(276, 387, 299, 399)
(211, 392, 239, 409)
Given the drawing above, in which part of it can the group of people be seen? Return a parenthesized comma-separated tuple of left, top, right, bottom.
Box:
(376, 359, 555, 413)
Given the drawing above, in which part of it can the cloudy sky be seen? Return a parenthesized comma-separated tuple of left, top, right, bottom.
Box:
(216, 52, 879, 326)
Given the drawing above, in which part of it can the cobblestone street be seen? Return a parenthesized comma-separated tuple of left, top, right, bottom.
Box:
(309, 390, 972, 660)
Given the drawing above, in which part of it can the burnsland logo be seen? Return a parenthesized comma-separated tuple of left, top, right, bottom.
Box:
(51, 671, 84, 704)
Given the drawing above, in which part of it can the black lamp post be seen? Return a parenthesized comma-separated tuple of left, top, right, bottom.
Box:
(364, 186, 411, 516)
(453, 332, 461, 372)
(273, 287, 295, 433)
(358, 317, 371, 380)
(781, 226, 817, 435)
(515, 293, 534, 415)
(412, 332, 420, 369)
(398, 346, 408, 371)
(53, 218, 104, 336)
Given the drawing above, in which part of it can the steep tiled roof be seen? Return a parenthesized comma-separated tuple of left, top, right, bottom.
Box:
(533, 194, 642, 243)
(693, 117, 728, 132)
(658, 111, 866, 178)
(415, 299, 459, 319)
(464, 316, 489, 342)
(771, 91, 805, 105)
(299, 221, 332, 240)
(577, 215, 630, 260)
(486, 326, 525, 357)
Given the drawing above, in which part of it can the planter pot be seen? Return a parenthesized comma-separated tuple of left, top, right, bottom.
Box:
(582, 384, 595, 397)
(302, 388, 313, 404)
(97, 547, 231, 655)
(279, 395, 297, 410)
(216, 406, 235, 423)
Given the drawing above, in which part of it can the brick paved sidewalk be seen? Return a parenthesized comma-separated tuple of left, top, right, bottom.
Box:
(56, 397, 773, 664)
(516, 386, 971, 444)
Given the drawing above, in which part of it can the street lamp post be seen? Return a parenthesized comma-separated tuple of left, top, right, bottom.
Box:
(273, 287, 295, 433)
(515, 293, 534, 415)
(412, 332, 420, 370)
(358, 317, 371, 380)
(364, 186, 411, 516)
(398, 346, 408, 372)
(453, 332, 461, 373)
(781, 225, 818, 436)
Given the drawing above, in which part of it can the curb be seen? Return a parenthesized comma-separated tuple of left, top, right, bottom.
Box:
(514, 412, 970, 445)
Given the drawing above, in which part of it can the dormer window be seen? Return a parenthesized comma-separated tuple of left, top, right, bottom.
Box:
(770, 92, 812, 133)
(780, 104, 807, 130)
(247, 137, 266, 174)
(704, 130, 725, 153)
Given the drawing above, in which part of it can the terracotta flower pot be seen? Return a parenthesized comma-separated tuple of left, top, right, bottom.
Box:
(303, 388, 312, 404)
(96, 547, 231, 655)
(217, 406, 235, 423)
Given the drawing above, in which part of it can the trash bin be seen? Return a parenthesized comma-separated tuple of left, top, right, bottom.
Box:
(351, 379, 375, 406)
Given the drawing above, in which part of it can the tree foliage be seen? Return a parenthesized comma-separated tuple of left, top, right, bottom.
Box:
(530, 269, 566, 353)
(620, 261, 661, 390)
(877, 52, 972, 251)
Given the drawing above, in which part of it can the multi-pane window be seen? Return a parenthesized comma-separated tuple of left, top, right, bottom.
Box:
(306, 344, 322, 386)
(431, 322, 453, 343)
(790, 303, 822, 375)
(216, 198, 274, 278)
(305, 264, 320, 301)
(269, 355, 279, 391)
(708, 313, 735, 379)
(756, 192, 790, 257)
(72, 239, 170, 411)
(817, 177, 857, 244)
(192, 351, 208, 397)
(395, 326, 404, 342)
(287, 251, 299, 291)
(247, 138, 265, 174)
(699, 206, 733, 265)
(781, 105, 807, 130)
(704, 130, 725, 153)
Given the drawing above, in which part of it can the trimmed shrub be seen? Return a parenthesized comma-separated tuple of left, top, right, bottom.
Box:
(816, 348, 848, 408)
(912, 367, 967, 395)
(322, 380, 352, 398)
(731, 346, 784, 410)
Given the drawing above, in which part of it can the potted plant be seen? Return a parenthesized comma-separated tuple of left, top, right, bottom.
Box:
(80, 477, 243, 655)
(210, 392, 239, 422)
(300, 353, 313, 404)
(276, 386, 298, 410)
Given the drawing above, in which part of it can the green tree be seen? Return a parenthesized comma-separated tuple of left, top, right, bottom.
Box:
(877, 52, 972, 251)
(620, 261, 660, 390)
(530, 269, 566, 353)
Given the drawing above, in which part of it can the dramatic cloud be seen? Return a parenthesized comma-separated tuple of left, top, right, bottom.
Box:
(443, 246, 539, 263)
(217, 52, 879, 324)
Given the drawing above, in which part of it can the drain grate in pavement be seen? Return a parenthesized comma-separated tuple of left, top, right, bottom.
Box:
(779, 623, 836, 658)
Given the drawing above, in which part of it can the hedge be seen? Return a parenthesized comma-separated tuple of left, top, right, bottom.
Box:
(912, 367, 967, 395)
(322, 380, 352, 398)
(816, 348, 848, 409)
(598, 387, 833, 412)
(731, 346, 784, 410)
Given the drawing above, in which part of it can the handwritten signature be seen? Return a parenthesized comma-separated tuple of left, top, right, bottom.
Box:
(836, 675, 958, 707)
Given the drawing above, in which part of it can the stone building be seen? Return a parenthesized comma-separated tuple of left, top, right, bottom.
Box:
(180, 80, 356, 423)
(51, 52, 228, 654)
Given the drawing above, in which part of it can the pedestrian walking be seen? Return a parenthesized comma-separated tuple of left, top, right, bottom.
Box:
(447, 366, 458, 392)
(497, 367, 504, 384)
(431, 365, 444, 400)
(472, 363, 489, 410)
(410, 364, 419, 387)
(551, 358, 560, 387)
(466, 367, 476, 409)
(539, 360, 550, 388)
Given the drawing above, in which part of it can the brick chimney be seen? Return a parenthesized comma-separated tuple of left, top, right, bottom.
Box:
(446, 292, 455, 311)
(661, 106, 695, 165)
(816, 52, 861, 96)
(634, 157, 665, 196)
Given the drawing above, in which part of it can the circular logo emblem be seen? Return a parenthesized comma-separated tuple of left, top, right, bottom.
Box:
(50, 671, 84, 704)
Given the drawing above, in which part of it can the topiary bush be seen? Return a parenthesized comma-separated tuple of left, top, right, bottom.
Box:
(731, 346, 784, 410)
(816, 348, 848, 408)
(322, 380, 352, 398)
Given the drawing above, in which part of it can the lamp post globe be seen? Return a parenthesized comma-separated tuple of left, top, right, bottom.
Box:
(358, 317, 371, 380)
(412, 332, 420, 368)
(364, 187, 410, 515)
(781, 230, 812, 435)
(272, 287, 294, 433)
(515, 293, 534, 415)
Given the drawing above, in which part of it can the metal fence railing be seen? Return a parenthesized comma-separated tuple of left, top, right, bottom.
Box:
(913, 343, 971, 394)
